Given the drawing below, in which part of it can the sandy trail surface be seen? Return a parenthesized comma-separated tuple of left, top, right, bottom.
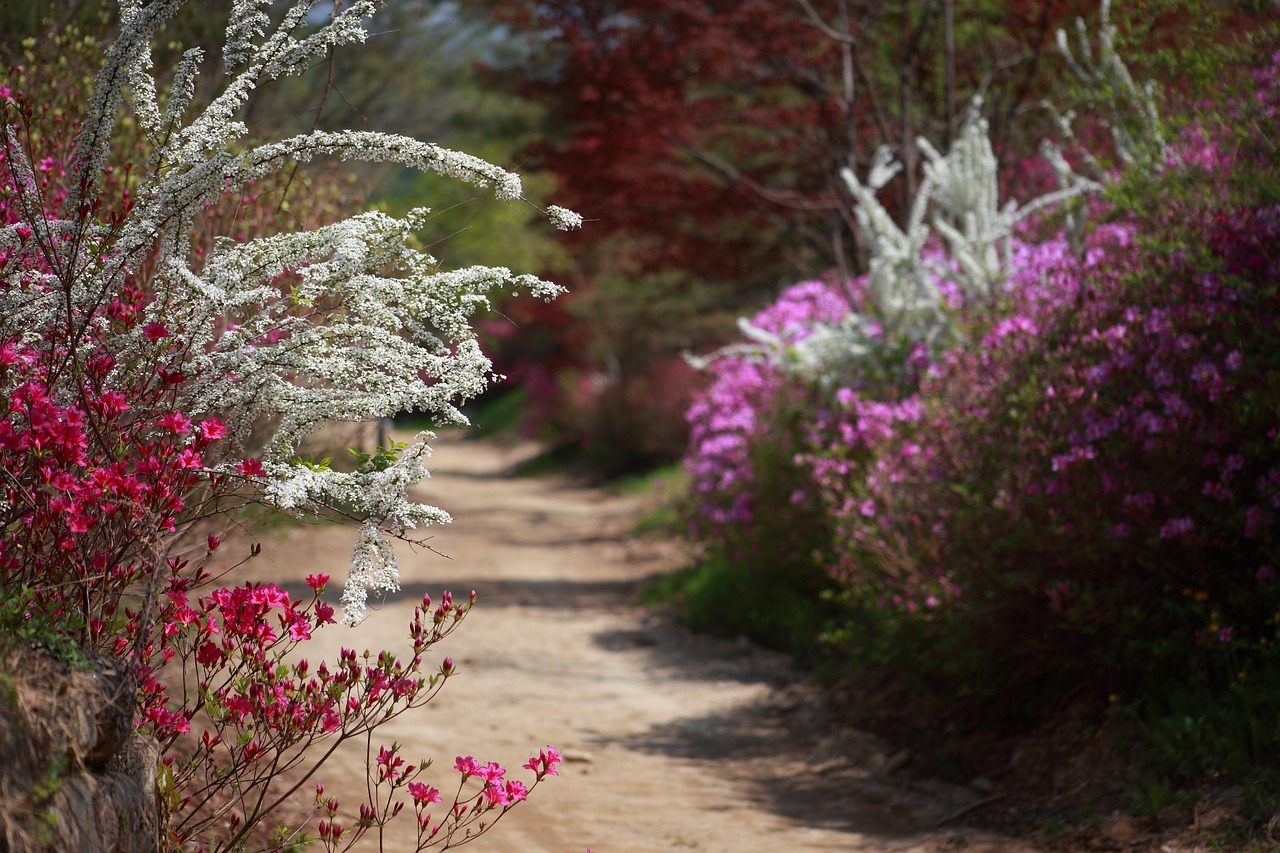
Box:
(249, 432, 1038, 853)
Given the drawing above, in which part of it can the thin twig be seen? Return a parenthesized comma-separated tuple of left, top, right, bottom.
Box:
(667, 133, 838, 212)
(933, 793, 1007, 827)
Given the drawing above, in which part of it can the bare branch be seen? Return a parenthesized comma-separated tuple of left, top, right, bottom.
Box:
(668, 133, 841, 213)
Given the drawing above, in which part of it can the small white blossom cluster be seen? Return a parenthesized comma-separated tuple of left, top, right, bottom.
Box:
(344, 523, 405, 623)
(547, 205, 585, 231)
(1, 0, 581, 624)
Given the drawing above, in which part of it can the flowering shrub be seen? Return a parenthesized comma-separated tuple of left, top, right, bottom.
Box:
(1, 2, 578, 848)
(151, 577, 564, 850)
(673, 281, 852, 652)
(808, 35, 1280, 727)
(684, 279, 851, 533)
(678, 91, 1099, 654)
(681, 6, 1280, 778)
(847, 204, 1280, 708)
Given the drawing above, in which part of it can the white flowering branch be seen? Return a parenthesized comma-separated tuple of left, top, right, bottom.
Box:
(839, 99, 1099, 336)
(690, 1, 1170, 389)
(1055, 0, 1167, 172)
(707, 78, 1115, 384)
(3, 0, 581, 624)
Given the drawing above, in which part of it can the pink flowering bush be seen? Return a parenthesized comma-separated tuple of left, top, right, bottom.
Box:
(151, 579, 563, 850)
(823, 208, 1278, 705)
(681, 24, 1280, 780)
(674, 281, 853, 652)
(815, 40, 1280, 740)
(685, 280, 851, 532)
(1, 5, 577, 849)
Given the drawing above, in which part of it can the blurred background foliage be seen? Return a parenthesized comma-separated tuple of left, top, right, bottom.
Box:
(9, 0, 1250, 474)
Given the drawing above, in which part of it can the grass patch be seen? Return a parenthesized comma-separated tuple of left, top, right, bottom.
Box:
(605, 461, 686, 536)
(604, 461, 685, 496)
(0, 586, 88, 668)
(632, 500, 681, 537)
(642, 554, 834, 663)
(460, 388, 528, 438)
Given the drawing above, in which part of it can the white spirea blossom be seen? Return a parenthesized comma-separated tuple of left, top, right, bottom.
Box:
(1, 0, 582, 624)
(697, 2, 1156, 384)
(547, 206, 584, 231)
(343, 522, 405, 625)
(839, 99, 1099, 341)
(1055, 0, 1167, 171)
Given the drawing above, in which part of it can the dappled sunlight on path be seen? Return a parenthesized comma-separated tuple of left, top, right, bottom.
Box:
(253, 432, 1041, 853)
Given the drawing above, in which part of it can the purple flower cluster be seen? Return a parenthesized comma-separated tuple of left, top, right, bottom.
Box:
(684, 280, 850, 532)
(684, 168, 1279, 661)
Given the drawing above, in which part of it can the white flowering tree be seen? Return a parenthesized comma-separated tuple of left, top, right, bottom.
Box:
(715, 0, 1165, 385)
(1, 1, 582, 848)
(2, 0, 579, 623)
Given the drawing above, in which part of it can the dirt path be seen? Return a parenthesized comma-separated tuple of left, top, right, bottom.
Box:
(251, 432, 1039, 853)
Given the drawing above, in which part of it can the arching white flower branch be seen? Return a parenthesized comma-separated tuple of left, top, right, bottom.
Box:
(3, 0, 581, 624)
(839, 99, 1100, 339)
(714, 100, 1099, 385)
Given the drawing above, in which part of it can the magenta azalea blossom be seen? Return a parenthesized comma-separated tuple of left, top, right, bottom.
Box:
(407, 782, 442, 804)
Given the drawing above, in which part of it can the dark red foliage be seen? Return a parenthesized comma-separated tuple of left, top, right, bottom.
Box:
(486, 0, 1100, 289)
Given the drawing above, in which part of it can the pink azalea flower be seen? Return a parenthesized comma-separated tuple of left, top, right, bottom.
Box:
(523, 746, 562, 777)
(197, 418, 227, 440)
(476, 761, 505, 784)
(314, 601, 336, 624)
(176, 448, 203, 469)
(376, 745, 404, 780)
(482, 785, 511, 806)
(158, 411, 192, 435)
(407, 782, 442, 804)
